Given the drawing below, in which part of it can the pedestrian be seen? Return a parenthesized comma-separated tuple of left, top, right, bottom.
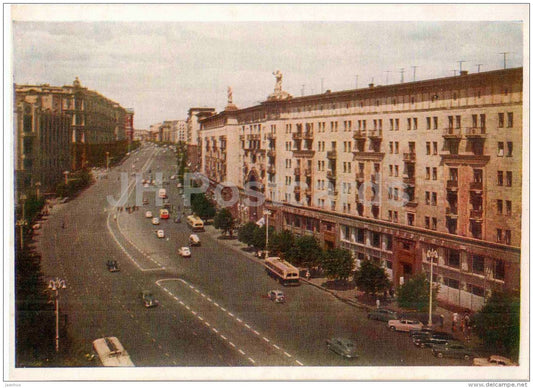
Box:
(439, 314, 444, 329)
(452, 312, 459, 332)
(460, 318, 465, 334)
(305, 269, 310, 281)
(376, 298, 380, 309)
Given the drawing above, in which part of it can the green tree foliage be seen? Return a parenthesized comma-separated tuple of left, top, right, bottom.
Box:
(238, 222, 257, 246)
(268, 229, 295, 257)
(55, 169, 93, 198)
(286, 235, 323, 268)
(353, 259, 391, 296)
(320, 248, 354, 281)
(397, 273, 439, 312)
(471, 291, 520, 359)
(213, 208, 235, 236)
(191, 193, 216, 219)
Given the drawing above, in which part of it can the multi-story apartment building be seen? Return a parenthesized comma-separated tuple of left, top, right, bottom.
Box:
(199, 67, 522, 311)
(187, 107, 216, 172)
(125, 108, 135, 143)
(15, 78, 130, 171)
(14, 87, 72, 199)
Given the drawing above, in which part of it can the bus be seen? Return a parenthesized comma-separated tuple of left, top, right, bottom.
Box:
(158, 188, 167, 199)
(186, 215, 205, 232)
(264, 257, 300, 286)
(92, 337, 135, 367)
(159, 208, 169, 219)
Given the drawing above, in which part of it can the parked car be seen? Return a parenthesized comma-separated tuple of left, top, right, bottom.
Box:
(432, 341, 477, 360)
(326, 338, 358, 359)
(473, 355, 518, 366)
(367, 308, 399, 322)
(178, 247, 191, 257)
(140, 290, 159, 308)
(156, 230, 165, 238)
(145, 211, 153, 218)
(106, 260, 120, 272)
(268, 290, 285, 303)
(413, 331, 456, 348)
(152, 217, 160, 225)
(409, 327, 434, 337)
(388, 319, 424, 332)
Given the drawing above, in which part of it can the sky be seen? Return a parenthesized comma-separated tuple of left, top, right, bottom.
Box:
(11, 5, 525, 129)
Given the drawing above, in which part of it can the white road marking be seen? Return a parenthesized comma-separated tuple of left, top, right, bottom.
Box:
(253, 330, 260, 335)
(262, 337, 270, 343)
(244, 323, 250, 329)
(229, 342, 236, 348)
(284, 351, 292, 358)
(248, 357, 256, 364)
(220, 335, 227, 340)
(273, 344, 280, 350)
(295, 360, 304, 366)
(238, 349, 245, 355)
(212, 328, 218, 333)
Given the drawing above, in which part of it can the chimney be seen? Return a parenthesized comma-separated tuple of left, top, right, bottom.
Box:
(460, 70, 468, 76)
(369, 83, 374, 88)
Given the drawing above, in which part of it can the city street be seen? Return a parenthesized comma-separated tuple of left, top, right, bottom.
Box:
(37, 144, 471, 367)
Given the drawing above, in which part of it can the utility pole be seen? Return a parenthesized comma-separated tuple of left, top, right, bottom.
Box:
(500, 52, 509, 69)
(400, 68, 405, 83)
(412, 66, 418, 82)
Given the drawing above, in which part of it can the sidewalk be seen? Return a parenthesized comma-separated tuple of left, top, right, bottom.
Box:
(204, 224, 481, 347)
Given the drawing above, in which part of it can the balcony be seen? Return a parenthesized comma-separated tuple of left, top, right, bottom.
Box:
(250, 134, 261, 140)
(305, 187, 312, 196)
(405, 200, 418, 208)
(267, 166, 276, 175)
(469, 209, 483, 221)
(353, 131, 366, 139)
(403, 175, 415, 186)
(239, 135, 245, 141)
(371, 174, 380, 183)
(446, 207, 458, 218)
(267, 133, 276, 140)
(304, 168, 312, 176)
(292, 149, 315, 158)
(356, 172, 365, 183)
(303, 130, 314, 139)
(443, 127, 462, 138)
(368, 130, 382, 139)
(326, 170, 336, 181)
(267, 150, 276, 158)
(403, 152, 416, 162)
(294, 186, 301, 194)
(469, 181, 483, 192)
(294, 167, 301, 176)
(446, 180, 458, 191)
(326, 150, 337, 159)
(465, 127, 487, 138)
(292, 132, 303, 140)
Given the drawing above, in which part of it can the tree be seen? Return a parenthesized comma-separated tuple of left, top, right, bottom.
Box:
(353, 259, 391, 296)
(397, 273, 439, 312)
(251, 225, 274, 251)
(286, 235, 323, 268)
(268, 229, 295, 257)
(191, 193, 216, 219)
(213, 208, 235, 236)
(471, 291, 520, 359)
(238, 222, 257, 247)
(320, 248, 354, 281)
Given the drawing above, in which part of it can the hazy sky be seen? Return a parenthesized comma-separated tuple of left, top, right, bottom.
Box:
(12, 8, 524, 129)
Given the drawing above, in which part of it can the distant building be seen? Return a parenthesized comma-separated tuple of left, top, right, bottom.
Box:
(199, 68, 522, 311)
(133, 129, 150, 141)
(187, 108, 216, 172)
(125, 108, 135, 143)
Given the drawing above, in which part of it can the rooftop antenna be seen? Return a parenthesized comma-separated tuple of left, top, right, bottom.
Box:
(457, 60, 466, 73)
(321, 78, 324, 93)
(476, 64, 483, 73)
(385, 70, 391, 85)
(499, 52, 509, 69)
(400, 68, 405, 83)
(451, 69, 458, 76)
(301, 84, 305, 97)
(355, 75, 359, 89)
(412, 65, 418, 81)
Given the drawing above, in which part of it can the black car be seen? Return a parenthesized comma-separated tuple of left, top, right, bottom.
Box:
(106, 260, 120, 272)
(367, 308, 399, 322)
(414, 331, 456, 348)
(409, 327, 434, 337)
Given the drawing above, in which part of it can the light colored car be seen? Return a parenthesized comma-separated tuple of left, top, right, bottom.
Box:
(326, 337, 358, 359)
(388, 319, 424, 332)
(268, 290, 285, 303)
(473, 355, 517, 366)
(156, 230, 165, 238)
(178, 247, 191, 257)
(145, 211, 153, 218)
(189, 234, 201, 246)
(152, 217, 160, 225)
(170, 175, 177, 180)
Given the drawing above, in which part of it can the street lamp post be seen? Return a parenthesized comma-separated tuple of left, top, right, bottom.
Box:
(63, 171, 70, 185)
(48, 278, 67, 353)
(106, 151, 110, 171)
(426, 248, 439, 327)
(264, 210, 272, 259)
(35, 182, 41, 200)
(17, 194, 27, 251)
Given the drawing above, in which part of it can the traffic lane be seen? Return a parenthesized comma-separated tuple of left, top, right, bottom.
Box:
(156, 278, 296, 366)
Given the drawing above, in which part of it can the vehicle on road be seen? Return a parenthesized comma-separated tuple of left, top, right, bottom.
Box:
(106, 260, 120, 272)
(388, 319, 423, 332)
(326, 338, 358, 359)
(140, 290, 159, 308)
(92, 337, 135, 367)
(413, 331, 456, 348)
(473, 355, 517, 366)
(158, 188, 167, 199)
(178, 246, 191, 257)
(145, 211, 153, 218)
(174, 216, 181, 223)
(264, 257, 300, 286)
(189, 234, 201, 246)
(409, 327, 434, 337)
(170, 175, 177, 180)
(367, 308, 399, 322)
(432, 341, 477, 360)
(152, 217, 160, 225)
(268, 290, 285, 303)
(160, 209, 170, 219)
(186, 215, 205, 232)
(156, 230, 165, 238)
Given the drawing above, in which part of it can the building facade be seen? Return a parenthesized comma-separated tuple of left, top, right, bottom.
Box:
(187, 108, 216, 172)
(199, 68, 523, 311)
(125, 108, 135, 143)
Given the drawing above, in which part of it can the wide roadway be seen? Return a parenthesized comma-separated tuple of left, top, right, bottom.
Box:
(37, 143, 469, 367)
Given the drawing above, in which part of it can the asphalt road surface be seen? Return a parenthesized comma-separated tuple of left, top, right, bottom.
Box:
(36, 144, 470, 367)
